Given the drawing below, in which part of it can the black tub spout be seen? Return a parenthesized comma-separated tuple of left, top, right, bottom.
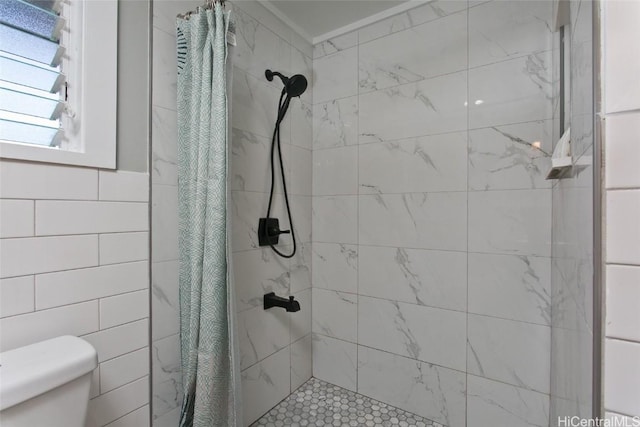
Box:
(264, 292, 301, 312)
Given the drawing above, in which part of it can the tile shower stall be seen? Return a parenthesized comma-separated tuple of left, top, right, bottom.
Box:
(151, 1, 593, 426)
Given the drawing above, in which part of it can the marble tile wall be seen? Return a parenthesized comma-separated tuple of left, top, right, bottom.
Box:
(151, 1, 312, 425)
(311, 1, 556, 426)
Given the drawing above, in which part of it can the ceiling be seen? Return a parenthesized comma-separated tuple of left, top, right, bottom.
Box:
(268, 0, 409, 40)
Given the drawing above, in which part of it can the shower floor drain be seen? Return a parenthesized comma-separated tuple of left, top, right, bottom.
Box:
(251, 377, 441, 427)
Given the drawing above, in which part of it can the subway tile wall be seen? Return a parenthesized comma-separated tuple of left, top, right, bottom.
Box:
(0, 166, 150, 427)
(150, 1, 312, 425)
(311, 1, 556, 426)
(602, 0, 640, 421)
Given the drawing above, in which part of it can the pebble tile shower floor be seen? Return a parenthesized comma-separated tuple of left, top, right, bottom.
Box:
(251, 378, 441, 427)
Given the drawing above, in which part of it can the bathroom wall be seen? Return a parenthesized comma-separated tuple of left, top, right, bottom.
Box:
(311, 1, 555, 426)
(549, 0, 595, 422)
(150, 1, 312, 425)
(601, 0, 640, 422)
(0, 3, 151, 426)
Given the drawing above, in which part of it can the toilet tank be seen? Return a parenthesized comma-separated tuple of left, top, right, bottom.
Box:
(0, 336, 98, 427)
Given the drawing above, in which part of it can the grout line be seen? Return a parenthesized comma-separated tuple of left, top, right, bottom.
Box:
(465, 3, 470, 424)
(102, 404, 148, 427)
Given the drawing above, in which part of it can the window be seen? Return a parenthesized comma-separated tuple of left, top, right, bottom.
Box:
(0, 0, 118, 169)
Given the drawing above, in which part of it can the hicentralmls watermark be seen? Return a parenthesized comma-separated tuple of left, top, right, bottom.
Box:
(557, 416, 640, 427)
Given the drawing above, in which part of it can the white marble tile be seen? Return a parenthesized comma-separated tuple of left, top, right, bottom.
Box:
(358, 296, 466, 371)
(312, 289, 357, 343)
(233, 248, 289, 312)
(312, 48, 358, 104)
(153, 0, 200, 36)
(232, 0, 292, 44)
(359, 132, 467, 194)
(469, 0, 553, 68)
(468, 52, 555, 129)
(468, 189, 551, 256)
(359, 192, 467, 251)
(312, 96, 358, 150)
(468, 120, 553, 190)
(152, 27, 176, 111)
(290, 242, 311, 293)
(550, 326, 592, 405)
(291, 31, 313, 63)
(313, 146, 358, 196)
(312, 196, 358, 244)
(358, 13, 411, 45)
(312, 333, 357, 392)
(358, 246, 467, 312)
(467, 375, 550, 427)
(290, 195, 312, 244)
(290, 288, 311, 343)
(152, 334, 181, 387)
(312, 243, 357, 294)
(289, 145, 312, 196)
(231, 191, 285, 252)
(151, 184, 178, 262)
(289, 98, 312, 150)
(151, 261, 179, 341)
(357, 346, 466, 427)
(290, 334, 312, 391)
(231, 128, 284, 193)
(359, 11, 467, 93)
(238, 304, 289, 370)
(233, 7, 291, 84)
(313, 31, 358, 59)
(151, 106, 178, 186)
(232, 68, 287, 141)
(241, 347, 291, 425)
(467, 314, 551, 393)
(359, 71, 467, 143)
(153, 407, 180, 427)
(469, 253, 551, 325)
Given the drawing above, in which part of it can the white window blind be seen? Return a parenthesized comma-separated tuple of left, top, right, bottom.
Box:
(0, 0, 66, 147)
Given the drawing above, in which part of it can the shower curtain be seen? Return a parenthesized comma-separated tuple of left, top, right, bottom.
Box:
(176, 4, 242, 426)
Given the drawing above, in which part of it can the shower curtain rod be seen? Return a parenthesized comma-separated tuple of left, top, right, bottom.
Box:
(177, 0, 226, 20)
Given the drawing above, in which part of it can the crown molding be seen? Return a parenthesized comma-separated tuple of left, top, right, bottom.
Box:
(259, 0, 313, 43)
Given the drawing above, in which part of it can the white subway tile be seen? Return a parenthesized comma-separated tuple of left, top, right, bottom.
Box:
(83, 319, 148, 362)
(100, 289, 149, 329)
(0, 235, 98, 278)
(100, 347, 150, 393)
(90, 368, 100, 399)
(0, 275, 34, 318)
(104, 405, 150, 427)
(605, 338, 640, 416)
(606, 190, 640, 265)
(35, 201, 148, 236)
(35, 261, 148, 310)
(606, 265, 640, 342)
(604, 0, 640, 114)
(99, 171, 149, 202)
(605, 112, 640, 189)
(99, 232, 149, 265)
(0, 161, 98, 200)
(0, 200, 34, 238)
(86, 377, 149, 427)
(0, 301, 99, 352)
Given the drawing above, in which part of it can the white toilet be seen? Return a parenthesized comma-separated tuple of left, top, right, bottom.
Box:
(0, 336, 98, 427)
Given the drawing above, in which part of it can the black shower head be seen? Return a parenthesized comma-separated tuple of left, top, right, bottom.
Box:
(265, 69, 308, 98)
